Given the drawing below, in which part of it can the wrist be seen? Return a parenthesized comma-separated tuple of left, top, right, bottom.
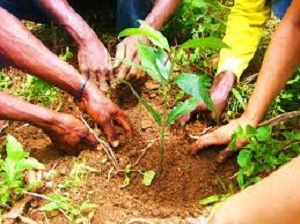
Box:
(241, 111, 260, 127)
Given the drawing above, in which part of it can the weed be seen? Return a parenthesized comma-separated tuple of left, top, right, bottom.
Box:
(59, 46, 74, 61)
(230, 125, 300, 189)
(0, 135, 45, 214)
(59, 160, 98, 190)
(14, 75, 63, 110)
(119, 164, 156, 188)
(0, 70, 12, 90)
(118, 20, 227, 172)
(40, 194, 97, 224)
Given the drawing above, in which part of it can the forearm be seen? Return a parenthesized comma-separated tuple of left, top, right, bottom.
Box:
(244, 1, 300, 125)
(145, 0, 182, 30)
(0, 92, 57, 128)
(0, 7, 88, 97)
(33, 0, 97, 46)
(210, 155, 300, 224)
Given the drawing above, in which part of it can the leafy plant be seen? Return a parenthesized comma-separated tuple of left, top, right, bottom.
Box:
(59, 46, 74, 61)
(118, 20, 227, 172)
(0, 135, 45, 213)
(0, 70, 12, 90)
(14, 75, 63, 110)
(40, 194, 97, 224)
(230, 125, 300, 189)
(119, 164, 156, 188)
(59, 161, 98, 190)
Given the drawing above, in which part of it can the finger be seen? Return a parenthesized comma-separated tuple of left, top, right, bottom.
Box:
(189, 128, 231, 155)
(97, 71, 110, 93)
(82, 131, 98, 148)
(127, 57, 140, 80)
(115, 111, 132, 136)
(101, 120, 119, 148)
(116, 49, 136, 80)
(176, 113, 192, 127)
(217, 138, 247, 163)
(136, 69, 146, 80)
(114, 43, 125, 69)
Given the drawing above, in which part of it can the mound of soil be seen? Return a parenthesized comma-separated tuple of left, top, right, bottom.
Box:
(1, 71, 238, 223)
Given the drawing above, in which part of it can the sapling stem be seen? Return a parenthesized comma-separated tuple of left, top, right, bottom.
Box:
(159, 85, 168, 173)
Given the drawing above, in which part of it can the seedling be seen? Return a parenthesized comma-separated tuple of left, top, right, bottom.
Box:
(119, 164, 156, 188)
(59, 46, 74, 61)
(40, 194, 97, 224)
(118, 20, 228, 172)
(0, 135, 45, 214)
(230, 125, 300, 189)
(59, 160, 98, 190)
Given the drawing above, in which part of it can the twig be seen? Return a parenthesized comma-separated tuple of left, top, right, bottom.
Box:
(133, 140, 155, 166)
(80, 114, 118, 168)
(258, 111, 300, 127)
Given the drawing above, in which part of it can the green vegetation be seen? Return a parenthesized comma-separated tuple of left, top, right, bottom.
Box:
(119, 164, 156, 188)
(230, 125, 300, 189)
(0, 135, 45, 214)
(14, 75, 63, 110)
(0, 70, 12, 90)
(40, 195, 97, 224)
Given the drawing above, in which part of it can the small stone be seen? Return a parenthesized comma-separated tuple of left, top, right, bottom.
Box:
(141, 120, 152, 130)
(123, 200, 132, 209)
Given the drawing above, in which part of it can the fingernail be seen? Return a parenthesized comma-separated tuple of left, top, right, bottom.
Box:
(112, 140, 119, 148)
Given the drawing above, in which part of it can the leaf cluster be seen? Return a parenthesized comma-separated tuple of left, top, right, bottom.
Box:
(0, 135, 45, 213)
(230, 126, 300, 189)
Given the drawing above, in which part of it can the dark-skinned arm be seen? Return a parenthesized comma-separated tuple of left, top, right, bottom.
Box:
(0, 7, 131, 146)
(114, 0, 182, 80)
(33, 0, 112, 91)
(190, 0, 300, 156)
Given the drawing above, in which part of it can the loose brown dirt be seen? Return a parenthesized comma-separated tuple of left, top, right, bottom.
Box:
(1, 69, 238, 224)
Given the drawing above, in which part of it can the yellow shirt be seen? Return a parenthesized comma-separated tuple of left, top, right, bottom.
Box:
(217, 0, 271, 79)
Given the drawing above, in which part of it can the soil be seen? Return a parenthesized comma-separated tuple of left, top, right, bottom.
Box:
(1, 68, 238, 224)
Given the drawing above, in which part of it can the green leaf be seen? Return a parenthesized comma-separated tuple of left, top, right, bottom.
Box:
(137, 42, 165, 83)
(174, 74, 218, 120)
(6, 135, 25, 161)
(119, 20, 170, 51)
(142, 170, 156, 186)
(124, 164, 131, 174)
(237, 150, 252, 168)
(256, 126, 272, 142)
(180, 37, 229, 50)
(155, 48, 172, 81)
(80, 201, 98, 211)
(40, 202, 59, 212)
(21, 158, 45, 170)
(199, 195, 220, 205)
(119, 80, 161, 125)
(167, 98, 200, 125)
(120, 176, 130, 188)
(232, 88, 246, 110)
(237, 171, 244, 189)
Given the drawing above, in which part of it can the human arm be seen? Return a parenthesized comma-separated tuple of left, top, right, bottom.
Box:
(114, 0, 182, 80)
(190, 0, 300, 155)
(208, 155, 300, 224)
(33, 0, 112, 91)
(0, 7, 131, 146)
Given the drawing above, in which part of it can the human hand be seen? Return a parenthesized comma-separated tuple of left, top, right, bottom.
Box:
(189, 116, 257, 162)
(177, 71, 236, 126)
(113, 36, 148, 82)
(77, 81, 132, 147)
(78, 36, 113, 92)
